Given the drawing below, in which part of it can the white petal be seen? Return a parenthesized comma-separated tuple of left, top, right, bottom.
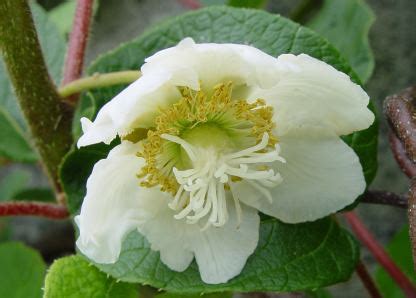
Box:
(145, 38, 281, 90)
(77, 73, 181, 147)
(138, 195, 260, 284)
(192, 202, 259, 284)
(250, 54, 374, 137)
(78, 38, 281, 147)
(75, 141, 157, 263)
(231, 131, 366, 223)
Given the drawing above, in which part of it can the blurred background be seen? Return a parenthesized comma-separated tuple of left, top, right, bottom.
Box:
(1, 0, 415, 296)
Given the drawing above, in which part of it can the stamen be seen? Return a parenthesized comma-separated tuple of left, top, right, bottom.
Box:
(136, 82, 283, 228)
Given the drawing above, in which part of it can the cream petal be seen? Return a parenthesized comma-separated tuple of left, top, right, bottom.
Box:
(191, 202, 260, 284)
(144, 38, 281, 91)
(77, 73, 182, 148)
(249, 53, 374, 137)
(78, 38, 281, 147)
(138, 195, 260, 284)
(75, 141, 158, 263)
(231, 131, 366, 223)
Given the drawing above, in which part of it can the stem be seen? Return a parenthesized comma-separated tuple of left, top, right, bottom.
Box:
(384, 86, 416, 163)
(0, 0, 73, 193)
(356, 260, 382, 298)
(361, 190, 407, 208)
(0, 202, 68, 219)
(409, 179, 416, 272)
(344, 211, 416, 297)
(389, 132, 416, 178)
(62, 0, 94, 104)
(59, 71, 141, 98)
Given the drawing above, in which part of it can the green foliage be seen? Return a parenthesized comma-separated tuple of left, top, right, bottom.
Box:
(227, 0, 267, 8)
(48, 0, 77, 36)
(64, 6, 380, 293)
(0, 2, 66, 162)
(60, 141, 117, 214)
(157, 292, 232, 298)
(0, 108, 38, 162)
(0, 242, 46, 298)
(43, 255, 138, 298)
(92, 218, 358, 293)
(307, 0, 375, 83)
(0, 169, 31, 201)
(375, 225, 416, 298)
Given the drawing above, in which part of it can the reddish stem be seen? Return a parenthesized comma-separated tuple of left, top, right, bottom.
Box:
(389, 132, 416, 178)
(344, 211, 416, 297)
(361, 190, 408, 208)
(178, 0, 202, 9)
(62, 0, 94, 103)
(0, 201, 69, 219)
(356, 260, 382, 298)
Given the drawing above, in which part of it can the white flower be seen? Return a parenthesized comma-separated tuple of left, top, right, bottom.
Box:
(75, 38, 374, 284)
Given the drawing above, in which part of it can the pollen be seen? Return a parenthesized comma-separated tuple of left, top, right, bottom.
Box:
(137, 82, 277, 195)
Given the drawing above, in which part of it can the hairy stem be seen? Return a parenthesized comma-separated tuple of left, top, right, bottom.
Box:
(389, 132, 416, 178)
(0, 0, 73, 193)
(0, 202, 68, 219)
(62, 0, 94, 104)
(59, 71, 141, 98)
(361, 190, 407, 208)
(344, 211, 416, 297)
(356, 260, 382, 298)
(384, 86, 416, 162)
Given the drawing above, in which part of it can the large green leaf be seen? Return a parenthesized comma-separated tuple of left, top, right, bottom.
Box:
(93, 218, 358, 293)
(0, 2, 66, 162)
(44, 255, 138, 298)
(0, 242, 46, 298)
(375, 225, 416, 298)
(307, 0, 375, 83)
(65, 6, 377, 293)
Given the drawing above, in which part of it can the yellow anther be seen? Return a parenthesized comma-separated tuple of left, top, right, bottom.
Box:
(137, 82, 277, 194)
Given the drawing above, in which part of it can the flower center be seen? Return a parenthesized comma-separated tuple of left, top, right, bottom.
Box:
(137, 82, 285, 228)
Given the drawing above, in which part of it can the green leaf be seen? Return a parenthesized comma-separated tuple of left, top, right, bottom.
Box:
(0, 2, 66, 162)
(307, 0, 375, 83)
(72, 92, 97, 141)
(0, 242, 46, 298)
(12, 187, 55, 202)
(44, 255, 138, 298)
(92, 218, 358, 293)
(375, 225, 416, 298)
(227, 0, 267, 8)
(157, 292, 232, 298)
(31, 2, 67, 85)
(0, 168, 31, 201)
(66, 6, 376, 293)
(60, 142, 117, 214)
(0, 108, 38, 162)
(48, 0, 77, 36)
(48, 0, 100, 37)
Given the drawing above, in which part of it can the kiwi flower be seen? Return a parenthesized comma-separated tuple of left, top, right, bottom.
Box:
(75, 38, 374, 284)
